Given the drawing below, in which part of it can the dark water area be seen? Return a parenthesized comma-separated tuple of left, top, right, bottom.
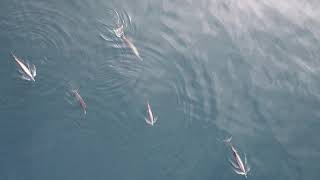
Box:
(0, 0, 320, 179)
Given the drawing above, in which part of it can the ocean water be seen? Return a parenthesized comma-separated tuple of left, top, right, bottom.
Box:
(0, 0, 319, 179)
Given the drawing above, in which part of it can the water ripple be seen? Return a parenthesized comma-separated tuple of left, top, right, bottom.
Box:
(0, 2, 75, 56)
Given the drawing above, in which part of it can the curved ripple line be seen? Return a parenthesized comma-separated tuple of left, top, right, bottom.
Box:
(138, 30, 217, 126)
(1, 3, 76, 56)
(173, 53, 217, 124)
(0, 2, 91, 101)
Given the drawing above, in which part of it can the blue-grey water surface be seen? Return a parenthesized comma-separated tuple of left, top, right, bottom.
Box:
(0, 0, 320, 179)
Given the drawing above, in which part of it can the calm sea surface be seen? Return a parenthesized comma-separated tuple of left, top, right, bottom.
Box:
(0, 0, 320, 179)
